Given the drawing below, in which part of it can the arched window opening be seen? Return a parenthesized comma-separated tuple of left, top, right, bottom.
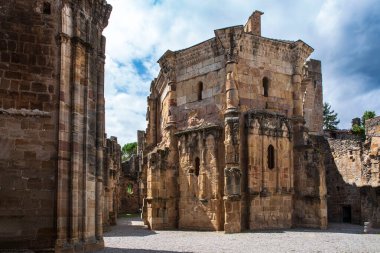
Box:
(263, 77, 269, 97)
(268, 145, 275, 169)
(195, 157, 200, 176)
(127, 184, 133, 195)
(43, 2, 51, 14)
(197, 82, 203, 101)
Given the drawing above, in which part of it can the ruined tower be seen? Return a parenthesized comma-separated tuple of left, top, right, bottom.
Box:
(0, 0, 111, 251)
(141, 11, 327, 232)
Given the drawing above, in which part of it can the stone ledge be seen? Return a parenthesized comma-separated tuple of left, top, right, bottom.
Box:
(0, 108, 50, 117)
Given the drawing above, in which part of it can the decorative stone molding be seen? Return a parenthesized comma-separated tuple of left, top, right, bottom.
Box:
(158, 50, 176, 83)
(246, 110, 292, 139)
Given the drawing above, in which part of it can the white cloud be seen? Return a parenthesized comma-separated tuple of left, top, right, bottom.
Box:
(103, 0, 379, 145)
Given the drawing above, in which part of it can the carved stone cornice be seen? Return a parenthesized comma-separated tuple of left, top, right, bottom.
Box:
(245, 110, 292, 139)
(214, 26, 243, 64)
(71, 36, 93, 51)
(158, 50, 176, 83)
(175, 124, 222, 139)
(55, 33, 71, 45)
(291, 40, 314, 75)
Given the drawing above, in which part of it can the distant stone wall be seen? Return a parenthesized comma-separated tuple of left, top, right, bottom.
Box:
(119, 177, 139, 214)
(366, 116, 380, 156)
(103, 136, 122, 228)
(119, 156, 140, 214)
(366, 116, 380, 137)
(321, 133, 380, 227)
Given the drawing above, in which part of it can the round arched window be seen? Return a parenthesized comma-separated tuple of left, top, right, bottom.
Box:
(268, 145, 275, 169)
(263, 77, 269, 97)
(194, 157, 200, 176)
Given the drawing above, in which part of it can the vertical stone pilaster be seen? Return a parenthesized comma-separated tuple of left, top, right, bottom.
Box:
(223, 63, 242, 233)
(95, 35, 106, 244)
(167, 81, 177, 127)
(69, 40, 84, 245)
(291, 42, 313, 117)
(147, 94, 158, 146)
(56, 31, 72, 248)
(292, 74, 303, 116)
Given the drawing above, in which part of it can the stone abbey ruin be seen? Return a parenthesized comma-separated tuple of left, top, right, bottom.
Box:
(0, 1, 379, 252)
(140, 11, 380, 233)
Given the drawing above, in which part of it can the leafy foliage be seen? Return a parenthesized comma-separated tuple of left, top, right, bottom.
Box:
(351, 111, 376, 139)
(323, 102, 340, 130)
(122, 142, 137, 161)
(362, 111, 376, 127)
(351, 123, 364, 136)
(127, 183, 133, 194)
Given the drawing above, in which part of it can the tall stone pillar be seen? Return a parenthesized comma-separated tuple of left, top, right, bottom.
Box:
(56, 31, 72, 250)
(223, 63, 242, 233)
(292, 73, 303, 117)
(292, 42, 313, 118)
(55, 1, 111, 252)
(95, 35, 107, 244)
(164, 77, 179, 228)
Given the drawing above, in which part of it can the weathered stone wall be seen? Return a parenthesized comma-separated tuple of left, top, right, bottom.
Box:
(103, 136, 122, 228)
(119, 155, 140, 214)
(293, 134, 327, 228)
(145, 147, 178, 230)
(0, 0, 59, 249)
(302, 60, 323, 135)
(366, 116, 380, 156)
(0, 0, 111, 251)
(321, 132, 380, 227)
(245, 111, 295, 229)
(177, 127, 224, 231)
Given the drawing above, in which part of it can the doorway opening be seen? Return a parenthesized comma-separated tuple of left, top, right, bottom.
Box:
(342, 205, 352, 223)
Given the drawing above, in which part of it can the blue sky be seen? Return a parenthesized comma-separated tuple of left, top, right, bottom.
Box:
(103, 0, 380, 145)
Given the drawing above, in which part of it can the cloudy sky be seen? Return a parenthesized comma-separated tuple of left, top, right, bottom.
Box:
(103, 0, 380, 145)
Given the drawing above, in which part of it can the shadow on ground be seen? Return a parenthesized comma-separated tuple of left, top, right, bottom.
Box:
(101, 248, 188, 253)
(104, 217, 156, 237)
(241, 223, 380, 235)
(106, 217, 380, 237)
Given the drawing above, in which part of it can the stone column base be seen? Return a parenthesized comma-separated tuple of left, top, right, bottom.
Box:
(224, 195, 242, 233)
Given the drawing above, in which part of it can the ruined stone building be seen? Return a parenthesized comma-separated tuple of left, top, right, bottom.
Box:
(323, 117, 380, 226)
(103, 136, 122, 229)
(0, 0, 112, 251)
(118, 131, 144, 215)
(119, 155, 140, 215)
(141, 11, 327, 232)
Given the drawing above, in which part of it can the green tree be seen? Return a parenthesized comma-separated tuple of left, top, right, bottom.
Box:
(323, 102, 340, 130)
(121, 142, 137, 161)
(351, 111, 376, 139)
(362, 111, 376, 127)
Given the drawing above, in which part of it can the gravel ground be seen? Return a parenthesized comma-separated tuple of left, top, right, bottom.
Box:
(99, 217, 380, 253)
